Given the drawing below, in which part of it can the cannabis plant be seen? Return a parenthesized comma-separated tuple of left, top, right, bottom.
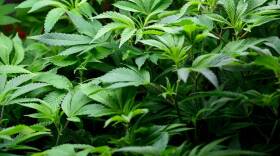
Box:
(0, 0, 280, 155)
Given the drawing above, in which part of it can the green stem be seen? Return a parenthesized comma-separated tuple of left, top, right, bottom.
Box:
(174, 80, 183, 122)
(55, 120, 69, 145)
(193, 120, 199, 142)
(267, 120, 279, 144)
(55, 124, 61, 146)
(79, 70, 84, 83)
(0, 105, 5, 124)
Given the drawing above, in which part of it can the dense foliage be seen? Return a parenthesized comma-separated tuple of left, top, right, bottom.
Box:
(0, 0, 280, 155)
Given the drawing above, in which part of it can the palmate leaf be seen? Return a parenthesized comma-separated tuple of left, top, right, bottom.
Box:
(20, 102, 55, 120)
(92, 11, 136, 46)
(206, 13, 230, 25)
(220, 0, 236, 23)
(20, 91, 65, 122)
(140, 34, 189, 65)
(97, 67, 150, 88)
(81, 85, 145, 125)
(30, 33, 92, 46)
(44, 8, 65, 33)
(61, 87, 96, 122)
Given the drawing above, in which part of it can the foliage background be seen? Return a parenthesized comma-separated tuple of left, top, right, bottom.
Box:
(0, 0, 280, 155)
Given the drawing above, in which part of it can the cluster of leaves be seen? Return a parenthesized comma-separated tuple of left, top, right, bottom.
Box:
(0, 0, 280, 155)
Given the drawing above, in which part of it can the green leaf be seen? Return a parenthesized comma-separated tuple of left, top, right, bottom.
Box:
(59, 45, 92, 56)
(115, 146, 159, 155)
(0, 15, 20, 25)
(49, 56, 77, 67)
(10, 83, 48, 100)
(93, 22, 126, 41)
(192, 54, 235, 68)
(61, 87, 92, 122)
(4, 74, 35, 91)
(221, 39, 265, 56)
(221, 0, 236, 23)
(153, 132, 169, 152)
(194, 68, 219, 88)
(140, 39, 169, 52)
(0, 65, 31, 74)
(30, 33, 92, 46)
(16, 0, 38, 8)
(93, 11, 135, 27)
(34, 72, 72, 90)
(97, 67, 150, 88)
(78, 2, 97, 17)
(113, 1, 141, 12)
(206, 14, 230, 25)
(254, 55, 280, 72)
(11, 34, 25, 65)
(68, 11, 101, 37)
(189, 138, 265, 156)
(28, 0, 65, 13)
(77, 104, 115, 117)
(119, 28, 136, 47)
(0, 33, 13, 64)
(265, 36, 280, 54)
(44, 8, 65, 33)
(135, 55, 148, 69)
(0, 4, 17, 15)
(177, 68, 190, 83)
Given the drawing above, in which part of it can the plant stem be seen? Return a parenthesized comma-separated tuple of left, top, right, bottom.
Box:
(0, 105, 5, 123)
(174, 80, 183, 122)
(267, 120, 279, 144)
(55, 120, 69, 145)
